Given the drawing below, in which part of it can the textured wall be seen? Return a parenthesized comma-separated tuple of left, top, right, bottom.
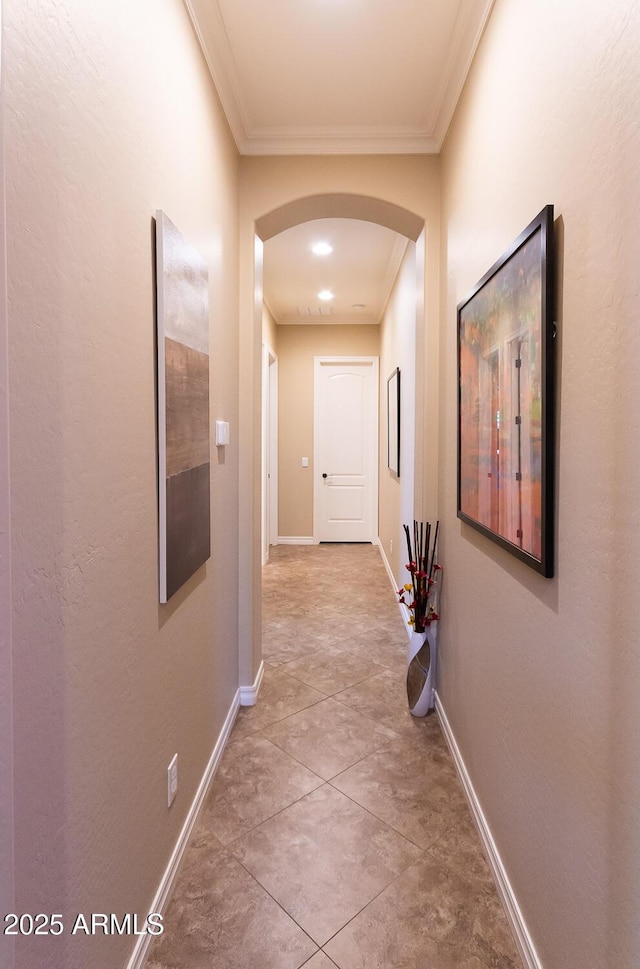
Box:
(439, 1, 640, 967)
(5, 2, 240, 967)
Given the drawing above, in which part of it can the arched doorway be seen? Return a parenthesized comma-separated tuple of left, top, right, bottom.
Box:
(255, 193, 425, 243)
(238, 179, 439, 701)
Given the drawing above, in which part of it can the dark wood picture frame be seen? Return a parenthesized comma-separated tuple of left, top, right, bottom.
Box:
(457, 205, 555, 577)
(387, 367, 400, 476)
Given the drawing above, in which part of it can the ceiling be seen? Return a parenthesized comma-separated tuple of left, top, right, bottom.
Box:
(183, 0, 495, 156)
(263, 219, 408, 325)
(183, 0, 495, 322)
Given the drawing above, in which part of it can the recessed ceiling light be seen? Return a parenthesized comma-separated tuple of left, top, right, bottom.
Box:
(318, 290, 334, 301)
(312, 242, 333, 256)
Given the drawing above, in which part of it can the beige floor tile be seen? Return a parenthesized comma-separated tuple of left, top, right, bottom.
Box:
(200, 734, 323, 844)
(262, 696, 399, 779)
(326, 935, 491, 969)
(279, 642, 386, 695)
(302, 953, 339, 968)
(341, 633, 409, 673)
(427, 809, 495, 884)
(330, 738, 468, 849)
(335, 668, 444, 743)
(324, 853, 521, 969)
(187, 816, 227, 850)
(230, 784, 423, 946)
(147, 845, 318, 969)
(263, 625, 342, 666)
(230, 667, 325, 740)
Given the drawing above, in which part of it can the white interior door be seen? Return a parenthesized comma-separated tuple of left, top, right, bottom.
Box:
(314, 357, 378, 542)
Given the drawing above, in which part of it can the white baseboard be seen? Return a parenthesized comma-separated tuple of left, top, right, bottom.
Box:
(276, 536, 315, 545)
(376, 537, 397, 594)
(376, 538, 412, 637)
(239, 660, 264, 707)
(435, 694, 543, 969)
(125, 689, 241, 969)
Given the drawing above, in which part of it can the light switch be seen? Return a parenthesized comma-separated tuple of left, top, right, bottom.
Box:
(301, 457, 309, 468)
(215, 420, 230, 446)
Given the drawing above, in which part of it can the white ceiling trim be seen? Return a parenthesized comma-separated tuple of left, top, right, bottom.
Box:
(278, 313, 380, 327)
(429, 0, 498, 148)
(239, 132, 439, 157)
(183, 0, 252, 144)
(183, 0, 496, 156)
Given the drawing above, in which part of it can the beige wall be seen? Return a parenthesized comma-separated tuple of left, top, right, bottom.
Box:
(277, 325, 380, 537)
(439, 1, 640, 967)
(5, 2, 240, 968)
(378, 242, 418, 585)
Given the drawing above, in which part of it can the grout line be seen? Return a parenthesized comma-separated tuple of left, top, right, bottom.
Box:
(230, 853, 321, 953)
(220, 779, 329, 850)
(276, 662, 394, 697)
(319, 856, 420, 951)
(250, 694, 329, 729)
(317, 957, 340, 969)
(221, 786, 324, 848)
(326, 773, 433, 853)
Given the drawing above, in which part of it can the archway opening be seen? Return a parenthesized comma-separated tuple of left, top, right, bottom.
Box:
(254, 193, 427, 679)
(256, 193, 425, 244)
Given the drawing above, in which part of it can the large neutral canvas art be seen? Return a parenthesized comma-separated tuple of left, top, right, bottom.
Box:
(156, 211, 210, 602)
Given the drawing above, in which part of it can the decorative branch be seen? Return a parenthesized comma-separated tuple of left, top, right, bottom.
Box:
(399, 519, 441, 633)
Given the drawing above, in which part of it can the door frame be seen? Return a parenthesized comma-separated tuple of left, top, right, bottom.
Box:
(313, 355, 379, 544)
(261, 343, 278, 565)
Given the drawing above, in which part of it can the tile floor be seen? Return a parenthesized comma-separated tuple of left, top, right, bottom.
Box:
(148, 544, 523, 969)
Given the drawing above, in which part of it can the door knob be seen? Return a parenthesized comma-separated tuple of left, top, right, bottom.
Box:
(322, 473, 328, 478)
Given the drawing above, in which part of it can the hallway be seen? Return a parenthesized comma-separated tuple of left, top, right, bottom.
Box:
(148, 545, 522, 969)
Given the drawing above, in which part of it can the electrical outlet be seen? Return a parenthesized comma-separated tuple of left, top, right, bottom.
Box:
(167, 754, 178, 807)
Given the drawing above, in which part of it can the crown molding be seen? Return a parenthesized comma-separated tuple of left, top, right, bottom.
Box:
(183, 0, 252, 146)
(236, 131, 440, 156)
(430, 0, 498, 148)
(278, 314, 380, 326)
(184, 0, 496, 157)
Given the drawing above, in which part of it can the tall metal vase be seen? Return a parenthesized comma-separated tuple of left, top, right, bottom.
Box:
(406, 624, 437, 717)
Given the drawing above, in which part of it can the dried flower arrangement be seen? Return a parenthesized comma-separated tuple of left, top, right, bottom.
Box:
(397, 519, 441, 634)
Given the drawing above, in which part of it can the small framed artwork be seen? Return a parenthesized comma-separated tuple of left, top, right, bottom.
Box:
(457, 205, 555, 577)
(387, 367, 400, 476)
